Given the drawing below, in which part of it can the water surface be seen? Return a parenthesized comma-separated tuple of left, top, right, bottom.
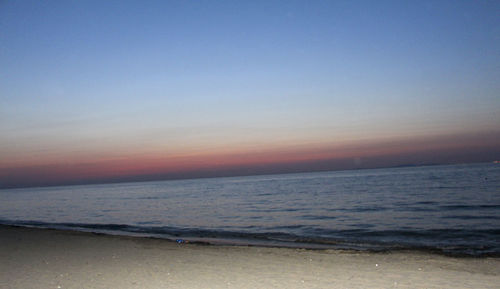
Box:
(1, 163, 499, 256)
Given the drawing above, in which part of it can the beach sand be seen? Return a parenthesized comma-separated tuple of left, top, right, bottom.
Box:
(1, 225, 499, 289)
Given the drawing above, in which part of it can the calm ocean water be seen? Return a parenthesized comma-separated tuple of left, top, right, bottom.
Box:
(1, 163, 499, 256)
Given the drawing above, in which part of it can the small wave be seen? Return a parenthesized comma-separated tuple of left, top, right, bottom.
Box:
(393, 206, 435, 212)
(442, 215, 500, 220)
(415, 201, 437, 205)
(439, 205, 500, 210)
(301, 214, 337, 220)
(330, 206, 390, 213)
(136, 221, 162, 225)
(247, 207, 304, 213)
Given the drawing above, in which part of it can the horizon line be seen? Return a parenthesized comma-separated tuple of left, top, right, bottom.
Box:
(1, 160, 494, 190)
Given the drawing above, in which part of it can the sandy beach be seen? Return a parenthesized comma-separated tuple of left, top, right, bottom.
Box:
(0, 225, 498, 289)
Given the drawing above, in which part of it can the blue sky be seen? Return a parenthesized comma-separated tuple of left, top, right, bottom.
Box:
(1, 0, 499, 187)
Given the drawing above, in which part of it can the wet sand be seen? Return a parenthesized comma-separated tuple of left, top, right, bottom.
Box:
(1, 225, 499, 289)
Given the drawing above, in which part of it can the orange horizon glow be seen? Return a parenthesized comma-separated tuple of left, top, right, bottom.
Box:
(2, 130, 499, 188)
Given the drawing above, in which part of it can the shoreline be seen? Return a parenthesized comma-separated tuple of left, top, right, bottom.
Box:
(1, 225, 499, 288)
(2, 221, 498, 258)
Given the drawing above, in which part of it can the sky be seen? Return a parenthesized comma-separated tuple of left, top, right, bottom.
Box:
(1, 0, 499, 188)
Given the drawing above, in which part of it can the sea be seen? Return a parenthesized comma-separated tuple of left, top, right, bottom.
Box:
(1, 163, 499, 257)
